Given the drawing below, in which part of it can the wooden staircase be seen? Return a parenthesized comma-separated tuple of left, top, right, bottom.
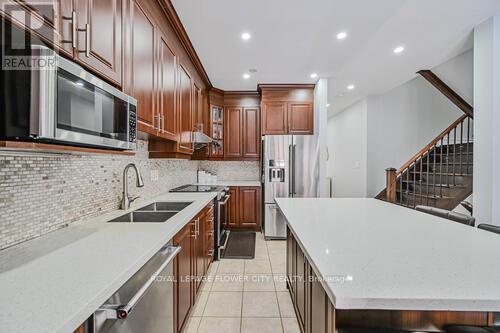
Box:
(378, 70, 474, 210)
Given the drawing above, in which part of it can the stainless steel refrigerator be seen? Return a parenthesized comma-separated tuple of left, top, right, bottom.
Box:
(263, 135, 321, 239)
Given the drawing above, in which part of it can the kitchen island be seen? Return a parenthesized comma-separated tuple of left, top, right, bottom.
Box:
(275, 198, 500, 332)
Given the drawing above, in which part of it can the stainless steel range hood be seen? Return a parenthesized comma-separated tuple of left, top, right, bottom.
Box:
(191, 131, 213, 148)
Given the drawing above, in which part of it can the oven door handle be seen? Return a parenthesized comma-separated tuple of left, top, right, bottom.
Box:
(219, 230, 231, 250)
(98, 245, 181, 320)
(219, 194, 230, 206)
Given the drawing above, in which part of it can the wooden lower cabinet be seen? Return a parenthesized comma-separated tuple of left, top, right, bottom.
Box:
(287, 228, 335, 333)
(287, 228, 492, 333)
(173, 202, 214, 333)
(173, 221, 194, 333)
(227, 186, 261, 230)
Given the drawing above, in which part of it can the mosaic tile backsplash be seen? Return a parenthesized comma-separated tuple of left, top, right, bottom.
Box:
(199, 160, 260, 181)
(0, 141, 259, 250)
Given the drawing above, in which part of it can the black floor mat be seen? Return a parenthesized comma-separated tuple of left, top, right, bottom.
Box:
(222, 232, 256, 259)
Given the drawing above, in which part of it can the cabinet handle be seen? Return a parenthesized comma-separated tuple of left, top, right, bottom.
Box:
(77, 23, 90, 57)
(61, 11, 77, 48)
(154, 113, 161, 131)
(71, 12, 77, 49)
(161, 114, 165, 132)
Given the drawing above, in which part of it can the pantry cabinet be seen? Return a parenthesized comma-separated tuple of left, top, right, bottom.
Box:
(227, 186, 261, 230)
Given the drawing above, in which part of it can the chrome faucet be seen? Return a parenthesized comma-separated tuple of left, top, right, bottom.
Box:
(121, 163, 145, 210)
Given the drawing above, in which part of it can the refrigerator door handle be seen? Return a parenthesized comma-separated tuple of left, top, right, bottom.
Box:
(288, 144, 293, 196)
(292, 144, 296, 195)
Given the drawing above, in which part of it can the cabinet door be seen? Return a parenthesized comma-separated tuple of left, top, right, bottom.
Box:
(286, 228, 295, 297)
(158, 32, 177, 141)
(14, 0, 74, 56)
(296, 245, 306, 330)
(243, 107, 260, 159)
(195, 215, 205, 294)
(178, 64, 193, 153)
(238, 187, 261, 229)
(173, 222, 194, 333)
(75, 0, 122, 85)
(262, 102, 287, 135)
(205, 204, 214, 272)
(227, 187, 239, 228)
(309, 267, 328, 333)
(128, 0, 156, 131)
(288, 102, 313, 134)
(225, 107, 242, 158)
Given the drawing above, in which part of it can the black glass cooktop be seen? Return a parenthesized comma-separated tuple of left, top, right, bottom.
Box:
(170, 184, 225, 193)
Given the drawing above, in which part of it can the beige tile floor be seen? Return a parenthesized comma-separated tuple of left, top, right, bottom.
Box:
(184, 232, 301, 333)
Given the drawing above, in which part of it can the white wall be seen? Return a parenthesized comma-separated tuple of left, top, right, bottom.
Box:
(327, 99, 367, 197)
(473, 16, 500, 225)
(366, 50, 472, 196)
(327, 49, 473, 198)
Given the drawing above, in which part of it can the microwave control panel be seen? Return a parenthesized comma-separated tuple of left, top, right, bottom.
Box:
(129, 104, 137, 143)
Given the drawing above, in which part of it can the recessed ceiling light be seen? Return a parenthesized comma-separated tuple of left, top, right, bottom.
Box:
(326, 103, 331, 107)
(393, 46, 405, 54)
(347, 84, 355, 90)
(336, 31, 347, 40)
(241, 32, 251, 40)
(310, 73, 318, 79)
(243, 73, 250, 79)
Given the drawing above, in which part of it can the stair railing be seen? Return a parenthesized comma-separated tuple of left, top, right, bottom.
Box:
(384, 114, 473, 208)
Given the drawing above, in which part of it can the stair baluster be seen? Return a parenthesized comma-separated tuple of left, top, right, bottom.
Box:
(378, 115, 473, 210)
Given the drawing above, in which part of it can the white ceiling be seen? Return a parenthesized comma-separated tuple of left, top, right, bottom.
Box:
(171, 0, 500, 113)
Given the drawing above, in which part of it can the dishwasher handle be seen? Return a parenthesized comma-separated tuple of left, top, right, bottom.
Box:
(100, 245, 181, 320)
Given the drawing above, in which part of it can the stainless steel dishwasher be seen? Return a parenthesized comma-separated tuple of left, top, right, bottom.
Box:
(94, 244, 181, 333)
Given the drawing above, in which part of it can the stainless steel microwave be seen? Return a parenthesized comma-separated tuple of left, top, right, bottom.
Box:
(0, 46, 137, 150)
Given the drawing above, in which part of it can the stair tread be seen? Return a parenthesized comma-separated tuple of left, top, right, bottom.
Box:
(407, 172, 472, 176)
(399, 180, 467, 188)
(421, 162, 473, 165)
(397, 191, 454, 199)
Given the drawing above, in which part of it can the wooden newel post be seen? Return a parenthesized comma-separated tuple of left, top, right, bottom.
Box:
(386, 168, 397, 203)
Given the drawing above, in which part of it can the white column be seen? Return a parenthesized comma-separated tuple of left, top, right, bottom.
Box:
(473, 16, 500, 225)
(314, 78, 329, 197)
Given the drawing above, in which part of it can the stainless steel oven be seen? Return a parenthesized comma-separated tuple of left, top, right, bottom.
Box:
(0, 46, 137, 150)
(169, 185, 230, 260)
(217, 192, 230, 259)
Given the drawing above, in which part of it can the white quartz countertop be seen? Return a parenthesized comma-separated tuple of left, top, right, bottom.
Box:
(0, 191, 217, 333)
(195, 180, 261, 187)
(275, 198, 500, 312)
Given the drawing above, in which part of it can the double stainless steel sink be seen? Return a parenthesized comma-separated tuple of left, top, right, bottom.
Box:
(108, 201, 193, 223)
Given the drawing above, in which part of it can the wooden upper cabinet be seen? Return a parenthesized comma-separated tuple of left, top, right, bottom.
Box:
(239, 187, 261, 228)
(75, 0, 122, 85)
(262, 102, 287, 135)
(178, 64, 193, 153)
(128, 0, 156, 130)
(288, 102, 313, 134)
(15, 0, 75, 56)
(225, 107, 243, 158)
(157, 32, 177, 140)
(243, 107, 260, 159)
